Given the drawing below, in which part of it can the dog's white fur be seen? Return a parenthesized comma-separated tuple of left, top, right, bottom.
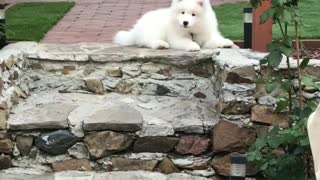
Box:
(113, 0, 233, 51)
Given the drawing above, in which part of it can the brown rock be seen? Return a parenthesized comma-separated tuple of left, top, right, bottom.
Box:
(84, 131, 133, 159)
(0, 136, 13, 154)
(0, 155, 12, 170)
(115, 79, 138, 94)
(111, 158, 158, 171)
(134, 137, 179, 153)
(218, 97, 256, 115)
(0, 110, 8, 130)
(105, 66, 123, 77)
(63, 65, 76, 75)
(16, 136, 33, 156)
(212, 120, 255, 152)
(157, 158, 179, 174)
(84, 78, 104, 94)
(52, 159, 92, 172)
(251, 105, 289, 128)
(305, 66, 320, 79)
(224, 66, 257, 83)
(211, 152, 257, 176)
(176, 136, 210, 155)
(188, 62, 213, 78)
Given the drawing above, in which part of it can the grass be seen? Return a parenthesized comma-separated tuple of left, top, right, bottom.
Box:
(5, 2, 74, 41)
(214, 0, 320, 40)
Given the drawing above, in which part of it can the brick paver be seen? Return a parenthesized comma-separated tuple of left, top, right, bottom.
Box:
(4, 0, 247, 43)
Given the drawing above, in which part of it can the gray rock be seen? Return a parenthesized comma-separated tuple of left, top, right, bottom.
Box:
(0, 155, 12, 170)
(35, 130, 79, 155)
(68, 142, 90, 159)
(83, 104, 143, 132)
(134, 137, 179, 153)
(84, 131, 133, 159)
(171, 156, 211, 170)
(16, 136, 33, 156)
(68, 104, 100, 138)
(122, 64, 141, 78)
(258, 95, 277, 106)
(185, 168, 216, 177)
(137, 116, 174, 137)
(8, 102, 77, 130)
(89, 46, 215, 67)
(111, 157, 158, 171)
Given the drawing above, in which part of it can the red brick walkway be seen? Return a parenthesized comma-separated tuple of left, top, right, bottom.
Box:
(4, 0, 247, 43)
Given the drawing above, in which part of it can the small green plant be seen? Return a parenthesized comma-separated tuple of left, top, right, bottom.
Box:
(247, 0, 319, 179)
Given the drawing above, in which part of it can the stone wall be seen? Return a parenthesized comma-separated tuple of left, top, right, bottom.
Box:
(1, 43, 320, 179)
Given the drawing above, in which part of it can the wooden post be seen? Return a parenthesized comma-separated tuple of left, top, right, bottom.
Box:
(252, 0, 272, 52)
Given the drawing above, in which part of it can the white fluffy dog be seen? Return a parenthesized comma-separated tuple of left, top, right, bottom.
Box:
(113, 0, 234, 51)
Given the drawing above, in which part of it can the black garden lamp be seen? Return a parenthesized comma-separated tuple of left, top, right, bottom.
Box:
(0, 4, 6, 48)
(230, 153, 247, 180)
(243, 7, 253, 49)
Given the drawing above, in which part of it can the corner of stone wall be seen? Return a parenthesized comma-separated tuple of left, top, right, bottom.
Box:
(0, 42, 37, 170)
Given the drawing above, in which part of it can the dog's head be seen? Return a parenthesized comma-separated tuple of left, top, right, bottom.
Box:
(171, 0, 207, 29)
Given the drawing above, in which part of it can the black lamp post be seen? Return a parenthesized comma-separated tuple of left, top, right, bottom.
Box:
(243, 8, 253, 49)
(0, 4, 6, 48)
(230, 153, 247, 180)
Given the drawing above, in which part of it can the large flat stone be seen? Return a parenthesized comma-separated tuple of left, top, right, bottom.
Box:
(26, 43, 215, 67)
(83, 104, 143, 132)
(8, 102, 77, 130)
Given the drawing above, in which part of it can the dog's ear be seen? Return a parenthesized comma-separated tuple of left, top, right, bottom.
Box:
(196, 0, 204, 6)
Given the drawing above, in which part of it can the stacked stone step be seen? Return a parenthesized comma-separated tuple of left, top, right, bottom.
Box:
(2, 43, 219, 178)
(2, 43, 320, 178)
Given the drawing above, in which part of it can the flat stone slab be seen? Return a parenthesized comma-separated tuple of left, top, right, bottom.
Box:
(8, 90, 218, 134)
(0, 171, 211, 180)
(8, 102, 77, 130)
(83, 104, 143, 132)
(27, 43, 216, 66)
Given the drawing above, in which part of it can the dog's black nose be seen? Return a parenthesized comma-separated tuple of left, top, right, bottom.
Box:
(183, 21, 189, 26)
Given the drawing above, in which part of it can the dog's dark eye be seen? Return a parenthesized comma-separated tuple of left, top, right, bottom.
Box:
(192, 13, 196, 16)
(181, 12, 185, 14)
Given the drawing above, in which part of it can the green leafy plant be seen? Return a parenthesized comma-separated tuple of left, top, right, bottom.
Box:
(247, 0, 318, 179)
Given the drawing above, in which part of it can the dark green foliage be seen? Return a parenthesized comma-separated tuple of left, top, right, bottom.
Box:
(248, 0, 319, 179)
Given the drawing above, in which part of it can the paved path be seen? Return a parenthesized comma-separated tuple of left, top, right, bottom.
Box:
(4, 0, 247, 43)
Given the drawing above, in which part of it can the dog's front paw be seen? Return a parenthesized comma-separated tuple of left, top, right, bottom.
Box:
(217, 38, 234, 48)
(150, 40, 170, 49)
(186, 42, 201, 51)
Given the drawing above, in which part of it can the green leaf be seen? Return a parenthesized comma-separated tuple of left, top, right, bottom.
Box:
(267, 50, 283, 68)
(302, 76, 314, 86)
(255, 136, 267, 150)
(281, 80, 292, 92)
(265, 81, 278, 94)
(279, 44, 293, 56)
(260, 8, 276, 24)
(275, 98, 289, 112)
(299, 58, 310, 69)
(299, 138, 309, 146)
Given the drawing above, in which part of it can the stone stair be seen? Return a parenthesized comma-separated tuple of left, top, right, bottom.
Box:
(2, 42, 320, 179)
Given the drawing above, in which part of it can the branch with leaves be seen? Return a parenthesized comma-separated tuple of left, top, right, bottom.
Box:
(247, 0, 319, 179)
